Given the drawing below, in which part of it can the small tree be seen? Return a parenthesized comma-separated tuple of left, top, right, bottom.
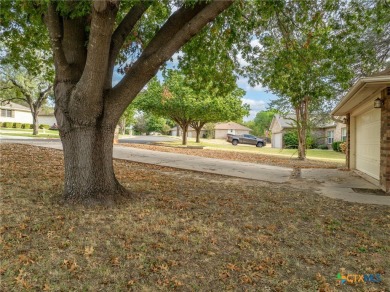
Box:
(137, 71, 248, 145)
(0, 64, 53, 135)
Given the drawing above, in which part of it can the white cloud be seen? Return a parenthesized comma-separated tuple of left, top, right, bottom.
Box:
(237, 76, 266, 92)
(242, 98, 266, 121)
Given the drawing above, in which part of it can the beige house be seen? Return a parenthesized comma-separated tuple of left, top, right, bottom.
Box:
(170, 122, 251, 139)
(269, 114, 295, 148)
(269, 114, 346, 149)
(331, 71, 390, 193)
(0, 102, 57, 126)
(0, 102, 32, 124)
(322, 121, 347, 146)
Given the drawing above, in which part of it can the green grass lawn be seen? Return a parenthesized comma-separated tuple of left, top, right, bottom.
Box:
(158, 139, 346, 163)
(0, 127, 60, 138)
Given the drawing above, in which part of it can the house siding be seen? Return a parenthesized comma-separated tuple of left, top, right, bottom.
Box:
(215, 129, 249, 139)
(380, 88, 390, 192)
(39, 115, 57, 126)
(0, 110, 32, 124)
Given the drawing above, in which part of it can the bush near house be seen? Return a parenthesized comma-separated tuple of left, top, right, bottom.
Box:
(13, 122, 22, 128)
(332, 141, 343, 152)
(3, 122, 14, 128)
(283, 131, 317, 149)
(39, 124, 50, 129)
(22, 123, 32, 129)
(317, 144, 329, 150)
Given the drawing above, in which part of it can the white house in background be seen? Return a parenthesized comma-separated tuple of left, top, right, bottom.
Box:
(0, 102, 32, 124)
(0, 102, 56, 126)
(39, 112, 57, 126)
(331, 70, 389, 192)
(170, 122, 252, 139)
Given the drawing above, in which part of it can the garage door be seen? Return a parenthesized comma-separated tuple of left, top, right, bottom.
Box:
(356, 109, 380, 179)
(273, 133, 283, 149)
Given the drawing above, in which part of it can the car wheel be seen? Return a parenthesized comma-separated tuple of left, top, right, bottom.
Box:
(232, 140, 238, 146)
(256, 142, 263, 148)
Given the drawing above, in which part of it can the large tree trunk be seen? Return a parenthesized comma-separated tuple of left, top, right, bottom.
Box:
(44, 0, 234, 204)
(60, 124, 127, 204)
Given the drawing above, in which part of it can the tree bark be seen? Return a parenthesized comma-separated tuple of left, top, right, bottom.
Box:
(195, 129, 201, 143)
(295, 97, 309, 160)
(190, 121, 206, 143)
(32, 111, 39, 135)
(182, 124, 189, 145)
(60, 125, 128, 204)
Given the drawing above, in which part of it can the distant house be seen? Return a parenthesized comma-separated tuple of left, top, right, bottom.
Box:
(269, 114, 346, 149)
(331, 70, 389, 192)
(38, 108, 57, 126)
(170, 122, 252, 139)
(0, 102, 56, 126)
(269, 114, 295, 149)
(0, 102, 32, 124)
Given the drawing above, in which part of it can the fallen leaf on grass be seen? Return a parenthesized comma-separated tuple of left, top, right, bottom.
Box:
(84, 246, 94, 256)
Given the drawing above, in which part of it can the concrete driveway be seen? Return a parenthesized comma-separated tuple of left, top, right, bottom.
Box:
(3, 139, 389, 206)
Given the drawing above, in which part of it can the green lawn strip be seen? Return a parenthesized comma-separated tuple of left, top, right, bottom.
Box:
(1, 143, 388, 291)
(0, 132, 60, 138)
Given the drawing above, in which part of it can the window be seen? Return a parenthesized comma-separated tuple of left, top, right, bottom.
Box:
(327, 130, 334, 144)
(1, 109, 13, 118)
(341, 128, 347, 142)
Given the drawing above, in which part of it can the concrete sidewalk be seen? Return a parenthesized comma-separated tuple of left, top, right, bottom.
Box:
(4, 140, 389, 206)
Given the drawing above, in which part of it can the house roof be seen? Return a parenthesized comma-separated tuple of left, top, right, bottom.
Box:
(0, 101, 30, 112)
(332, 72, 390, 116)
(269, 114, 295, 131)
(214, 122, 251, 131)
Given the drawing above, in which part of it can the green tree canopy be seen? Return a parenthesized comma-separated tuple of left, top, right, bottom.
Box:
(136, 70, 248, 144)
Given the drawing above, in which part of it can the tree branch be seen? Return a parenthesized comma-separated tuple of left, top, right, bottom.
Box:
(105, 1, 152, 88)
(107, 0, 234, 123)
(43, 3, 69, 78)
(74, 0, 118, 101)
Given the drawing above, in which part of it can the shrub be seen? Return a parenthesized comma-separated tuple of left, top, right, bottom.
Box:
(39, 124, 50, 129)
(317, 144, 329, 150)
(332, 141, 342, 152)
(283, 131, 317, 149)
(13, 123, 22, 129)
(4, 122, 13, 128)
(283, 132, 299, 149)
(22, 123, 32, 129)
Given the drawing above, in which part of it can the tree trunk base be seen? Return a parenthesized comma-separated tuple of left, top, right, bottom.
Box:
(62, 182, 134, 206)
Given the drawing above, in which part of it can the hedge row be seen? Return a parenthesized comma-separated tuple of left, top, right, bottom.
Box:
(1, 122, 50, 129)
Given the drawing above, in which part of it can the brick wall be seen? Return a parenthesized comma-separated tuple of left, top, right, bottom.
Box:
(380, 87, 390, 193)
